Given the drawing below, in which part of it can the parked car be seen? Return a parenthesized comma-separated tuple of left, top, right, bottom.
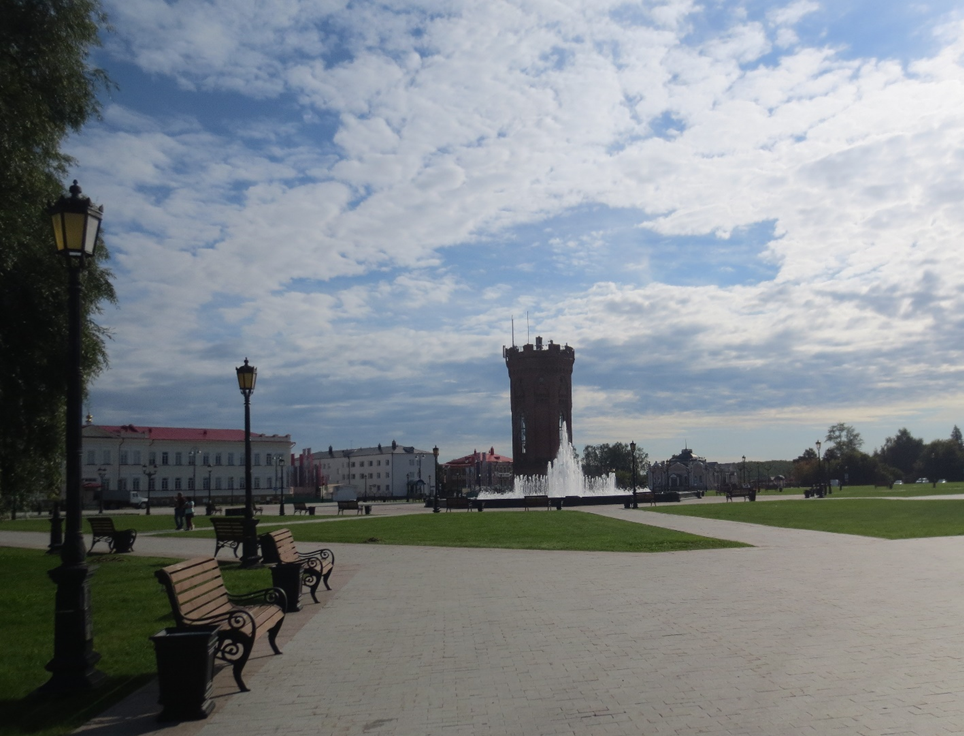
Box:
(893, 480, 903, 485)
(916, 478, 929, 484)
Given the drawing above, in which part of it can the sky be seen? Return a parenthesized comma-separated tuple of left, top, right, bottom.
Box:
(68, 0, 964, 465)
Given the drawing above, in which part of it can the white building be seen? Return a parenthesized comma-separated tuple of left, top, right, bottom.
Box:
(81, 424, 293, 505)
(312, 440, 437, 500)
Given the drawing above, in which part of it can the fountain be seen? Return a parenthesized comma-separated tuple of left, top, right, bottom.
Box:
(479, 425, 638, 501)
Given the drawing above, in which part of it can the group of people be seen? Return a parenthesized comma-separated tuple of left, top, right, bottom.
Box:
(173, 492, 196, 530)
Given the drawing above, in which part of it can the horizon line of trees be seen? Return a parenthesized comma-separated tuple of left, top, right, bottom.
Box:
(793, 423, 964, 487)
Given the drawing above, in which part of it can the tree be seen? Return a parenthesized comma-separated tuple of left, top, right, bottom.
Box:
(952, 425, 963, 449)
(875, 428, 923, 480)
(826, 423, 863, 454)
(915, 440, 964, 483)
(581, 442, 649, 488)
(0, 0, 115, 516)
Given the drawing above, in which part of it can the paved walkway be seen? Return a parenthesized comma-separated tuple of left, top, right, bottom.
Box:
(7, 500, 964, 735)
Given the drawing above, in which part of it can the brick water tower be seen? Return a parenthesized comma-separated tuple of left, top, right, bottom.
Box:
(504, 337, 575, 478)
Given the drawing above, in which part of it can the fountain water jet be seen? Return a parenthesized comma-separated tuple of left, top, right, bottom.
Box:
(479, 425, 622, 499)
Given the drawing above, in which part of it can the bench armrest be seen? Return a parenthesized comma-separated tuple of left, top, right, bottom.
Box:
(297, 548, 334, 565)
(227, 586, 287, 610)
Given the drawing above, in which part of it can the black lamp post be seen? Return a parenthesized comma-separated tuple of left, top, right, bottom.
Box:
(97, 466, 107, 514)
(207, 466, 213, 510)
(189, 446, 199, 497)
(630, 441, 638, 508)
(433, 446, 440, 513)
(142, 464, 157, 515)
(815, 440, 822, 491)
(277, 456, 286, 516)
(236, 358, 260, 568)
(39, 180, 106, 694)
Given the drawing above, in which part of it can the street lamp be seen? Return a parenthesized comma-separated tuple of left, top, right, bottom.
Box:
(815, 440, 822, 492)
(277, 456, 286, 516)
(189, 445, 199, 498)
(742, 455, 746, 487)
(630, 441, 638, 509)
(142, 464, 157, 515)
(433, 446, 441, 513)
(236, 358, 260, 568)
(40, 180, 105, 694)
(207, 465, 214, 510)
(96, 466, 107, 514)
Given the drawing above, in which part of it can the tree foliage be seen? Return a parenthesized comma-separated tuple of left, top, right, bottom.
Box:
(582, 442, 649, 488)
(875, 428, 924, 479)
(0, 0, 115, 514)
(826, 423, 863, 454)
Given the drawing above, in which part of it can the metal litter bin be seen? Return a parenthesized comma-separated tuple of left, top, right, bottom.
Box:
(150, 626, 218, 721)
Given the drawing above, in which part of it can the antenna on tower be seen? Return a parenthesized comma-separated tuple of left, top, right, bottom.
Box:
(511, 316, 515, 348)
(526, 311, 530, 344)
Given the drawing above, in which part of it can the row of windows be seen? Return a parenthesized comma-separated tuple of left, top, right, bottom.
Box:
(86, 449, 284, 467)
(139, 476, 279, 491)
(343, 472, 391, 480)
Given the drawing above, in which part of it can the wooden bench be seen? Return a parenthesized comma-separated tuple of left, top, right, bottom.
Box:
(210, 517, 247, 557)
(523, 495, 550, 510)
(224, 506, 263, 516)
(155, 557, 285, 692)
(260, 528, 334, 607)
(88, 517, 137, 553)
(293, 502, 316, 515)
(444, 496, 470, 511)
(726, 488, 755, 502)
(337, 500, 361, 515)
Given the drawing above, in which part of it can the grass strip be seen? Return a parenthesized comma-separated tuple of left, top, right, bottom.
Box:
(0, 547, 273, 736)
(650, 498, 964, 539)
(271, 511, 749, 552)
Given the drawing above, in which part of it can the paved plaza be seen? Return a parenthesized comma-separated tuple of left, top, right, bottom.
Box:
(6, 500, 964, 735)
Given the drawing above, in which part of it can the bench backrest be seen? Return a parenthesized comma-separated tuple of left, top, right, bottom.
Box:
(337, 500, 358, 508)
(445, 497, 469, 507)
(293, 502, 307, 510)
(155, 557, 231, 627)
(524, 495, 549, 505)
(260, 528, 297, 565)
(88, 517, 117, 534)
(210, 517, 246, 539)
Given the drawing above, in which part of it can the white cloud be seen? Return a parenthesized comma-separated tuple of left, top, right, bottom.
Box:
(74, 0, 964, 460)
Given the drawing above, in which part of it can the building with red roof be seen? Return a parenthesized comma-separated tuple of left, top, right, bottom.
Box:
(81, 422, 293, 507)
(442, 448, 513, 495)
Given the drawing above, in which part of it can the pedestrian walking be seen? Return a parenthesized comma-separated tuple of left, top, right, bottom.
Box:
(185, 497, 195, 531)
(174, 492, 185, 530)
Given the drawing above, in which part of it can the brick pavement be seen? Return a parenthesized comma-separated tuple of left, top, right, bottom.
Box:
(6, 501, 964, 735)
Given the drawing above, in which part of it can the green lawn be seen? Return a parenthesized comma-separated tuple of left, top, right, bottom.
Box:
(0, 512, 338, 534)
(650, 498, 964, 539)
(0, 549, 273, 736)
(754, 482, 964, 498)
(247, 511, 749, 553)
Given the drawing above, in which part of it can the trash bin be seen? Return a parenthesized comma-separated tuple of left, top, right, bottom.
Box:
(364, 504, 372, 515)
(113, 530, 136, 553)
(269, 562, 303, 613)
(150, 626, 219, 721)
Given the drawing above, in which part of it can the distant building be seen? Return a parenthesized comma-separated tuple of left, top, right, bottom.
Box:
(310, 440, 437, 499)
(442, 448, 513, 495)
(81, 423, 293, 505)
(504, 337, 575, 477)
(648, 448, 738, 492)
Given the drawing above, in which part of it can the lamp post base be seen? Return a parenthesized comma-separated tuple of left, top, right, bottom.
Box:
(39, 563, 106, 695)
(239, 518, 261, 569)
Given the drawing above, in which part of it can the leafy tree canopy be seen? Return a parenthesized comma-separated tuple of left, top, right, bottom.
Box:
(0, 0, 115, 515)
(826, 423, 863, 454)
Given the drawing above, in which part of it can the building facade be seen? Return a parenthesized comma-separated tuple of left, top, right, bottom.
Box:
(310, 440, 437, 500)
(442, 448, 513, 495)
(647, 448, 739, 492)
(504, 337, 575, 477)
(81, 424, 293, 505)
